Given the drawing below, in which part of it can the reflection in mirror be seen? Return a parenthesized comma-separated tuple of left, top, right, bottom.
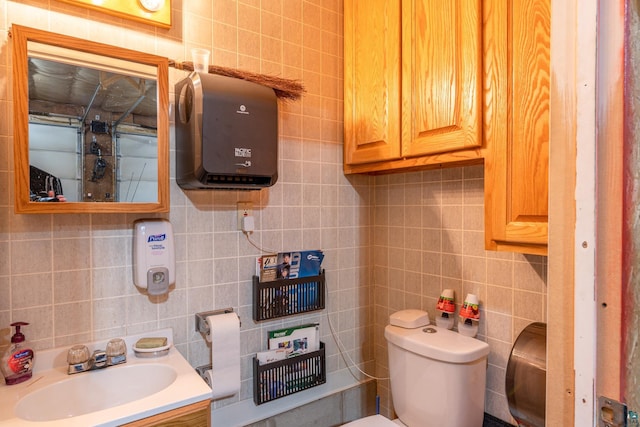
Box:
(12, 25, 169, 213)
(28, 50, 158, 203)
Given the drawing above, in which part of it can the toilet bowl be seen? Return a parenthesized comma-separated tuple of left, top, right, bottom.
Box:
(342, 309, 490, 427)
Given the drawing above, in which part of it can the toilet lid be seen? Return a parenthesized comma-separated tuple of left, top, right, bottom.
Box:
(342, 415, 400, 427)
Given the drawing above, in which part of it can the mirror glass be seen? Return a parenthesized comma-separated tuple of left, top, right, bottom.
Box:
(12, 25, 169, 213)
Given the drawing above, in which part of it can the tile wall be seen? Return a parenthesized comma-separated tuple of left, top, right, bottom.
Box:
(0, 0, 374, 410)
(0, 1, 547, 424)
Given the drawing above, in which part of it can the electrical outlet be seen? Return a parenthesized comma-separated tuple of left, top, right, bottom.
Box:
(237, 202, 253, 230)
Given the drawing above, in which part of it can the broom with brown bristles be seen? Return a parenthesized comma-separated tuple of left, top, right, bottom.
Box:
(169, 60, 306, 101)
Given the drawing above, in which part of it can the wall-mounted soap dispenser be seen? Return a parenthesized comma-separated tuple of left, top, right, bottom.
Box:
(133, 219, 175, 295)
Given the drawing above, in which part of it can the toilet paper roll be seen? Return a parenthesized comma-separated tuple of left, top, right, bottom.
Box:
(206, 312, 241, 399)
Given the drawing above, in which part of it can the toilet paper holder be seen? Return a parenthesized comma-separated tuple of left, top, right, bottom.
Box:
(195, 363, 213, 386)
(195, 308, 240, 336)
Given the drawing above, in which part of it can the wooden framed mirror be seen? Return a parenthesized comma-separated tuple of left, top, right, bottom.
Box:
(11, 25, 169, 213)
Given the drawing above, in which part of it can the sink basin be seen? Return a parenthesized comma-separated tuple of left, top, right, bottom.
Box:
(15, 364, 177, 422)
(0, 329, 212, 427)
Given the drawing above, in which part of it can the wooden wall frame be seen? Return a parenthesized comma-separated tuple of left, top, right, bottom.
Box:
(56, 0, 171, 28)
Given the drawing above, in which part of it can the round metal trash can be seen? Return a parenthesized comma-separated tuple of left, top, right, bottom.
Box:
(506, 322, 547, 427)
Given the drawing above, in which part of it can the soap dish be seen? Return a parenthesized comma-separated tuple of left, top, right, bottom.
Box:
(133, 343, 171, 358)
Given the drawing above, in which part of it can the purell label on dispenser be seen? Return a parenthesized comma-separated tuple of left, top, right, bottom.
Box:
(147, 234, 166, 243)
(436, 296, 455, 313)
(459, 301, 480, 320)
(147, 234, 167, 253)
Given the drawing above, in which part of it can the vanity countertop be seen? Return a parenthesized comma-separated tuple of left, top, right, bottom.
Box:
(0, 329, 212, 427)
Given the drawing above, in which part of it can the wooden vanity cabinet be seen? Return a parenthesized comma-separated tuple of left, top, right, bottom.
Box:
(343, 0, 483, 174)
(121, 400, 210, 427)
(483, 0, 550, 255)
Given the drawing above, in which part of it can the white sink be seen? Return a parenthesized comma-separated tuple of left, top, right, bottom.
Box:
(15, 364, 177, 421)
(0, 329, 212, 427)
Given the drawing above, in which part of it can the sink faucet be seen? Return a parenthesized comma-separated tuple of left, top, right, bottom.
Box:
(67, 338, 127, 375)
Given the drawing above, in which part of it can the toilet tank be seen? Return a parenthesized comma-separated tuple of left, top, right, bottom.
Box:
(384, 323, 489, 427)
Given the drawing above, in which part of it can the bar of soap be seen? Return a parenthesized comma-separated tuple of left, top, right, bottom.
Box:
(135, 337, 168, 349)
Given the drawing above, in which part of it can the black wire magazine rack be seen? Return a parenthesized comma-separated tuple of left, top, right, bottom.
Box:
(253, 342, 326, 405)
(252, 270, 325, 321)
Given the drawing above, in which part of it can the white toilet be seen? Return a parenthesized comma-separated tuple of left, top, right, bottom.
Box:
(343, 309, 490, 427)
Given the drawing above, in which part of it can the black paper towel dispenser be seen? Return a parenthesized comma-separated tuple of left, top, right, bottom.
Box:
(175, 72, 278, 190)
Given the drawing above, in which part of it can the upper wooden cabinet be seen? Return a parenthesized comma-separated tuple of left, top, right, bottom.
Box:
(484, 0, 550, 255)
(343, 0, 550, 255)
(344, 0, 483, 174)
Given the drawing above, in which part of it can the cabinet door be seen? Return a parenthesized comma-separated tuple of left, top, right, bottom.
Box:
(121, 400, 210, 427)
(344, 0, 401, 165)
(401, 0, 483, 157)
(484, 0, 550, 254)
